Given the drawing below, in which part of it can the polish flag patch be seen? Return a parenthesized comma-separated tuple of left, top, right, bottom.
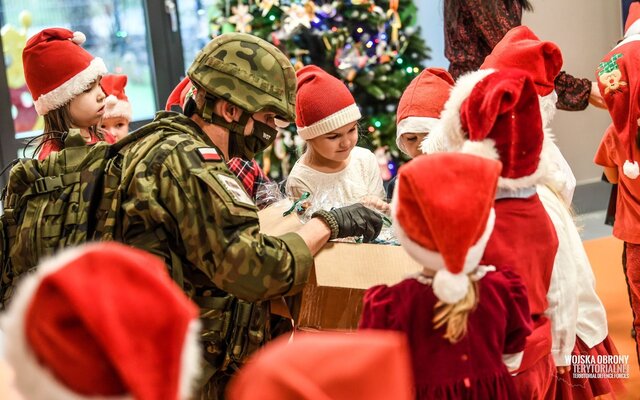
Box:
(197, 147, 222, 162)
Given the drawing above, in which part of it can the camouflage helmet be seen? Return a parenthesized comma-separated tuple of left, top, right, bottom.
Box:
(187, 33, 297, 122)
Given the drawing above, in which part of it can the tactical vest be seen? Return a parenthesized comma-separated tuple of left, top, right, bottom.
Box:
(0, 113, 269, 384)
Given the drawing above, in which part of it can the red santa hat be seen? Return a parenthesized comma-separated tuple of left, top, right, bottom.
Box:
(165, 76, 197, 111)
(459, 69, 545, 189)
(101, 74, 132, 121)
(227, 331, 414, 400)
(479, 26, 576, 202)
(596, 17, 640, 178)
(295, 65, 361, 140)
(392, 153, 501, 304)
(22, 28, 108, 116)
(481, 26, 562, 97)
(2, 242, 201, 400)
(625, 2, 640, 38)
(395, 68, 453, 154)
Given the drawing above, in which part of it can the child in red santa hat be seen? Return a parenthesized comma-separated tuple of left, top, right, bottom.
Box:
(481, 26, 621, 399)
(166, 77, 273, 207)
(21, 28, 109, 160)
(359, 151, 532, 399)
(100, 74, 131, 142)
(286, 65, 387, 211)
(227, 331, 414, 400)
(386, 67, 454, 199)
(595, 1, 640, 370)
(1, 242, 201, 400)
(428, 68, 558, 398)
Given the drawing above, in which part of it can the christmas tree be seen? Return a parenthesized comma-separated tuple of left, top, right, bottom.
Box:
(210, 0, 430, 180)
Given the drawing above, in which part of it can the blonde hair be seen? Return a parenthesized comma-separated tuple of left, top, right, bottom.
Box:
(432, 278, 478, 343)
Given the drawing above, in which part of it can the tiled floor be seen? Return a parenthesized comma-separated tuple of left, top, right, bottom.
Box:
(577, 209, 613, 241)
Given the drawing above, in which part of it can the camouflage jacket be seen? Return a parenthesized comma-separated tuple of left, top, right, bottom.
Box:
(113, 111, 312, 301)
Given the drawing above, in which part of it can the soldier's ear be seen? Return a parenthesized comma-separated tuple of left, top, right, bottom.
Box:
(217, 100, 238, 123)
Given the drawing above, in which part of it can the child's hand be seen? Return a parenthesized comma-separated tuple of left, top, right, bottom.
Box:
(589, 81, 607, 109)
(556, 366, 570, 374)
(361, 196, 391, 215)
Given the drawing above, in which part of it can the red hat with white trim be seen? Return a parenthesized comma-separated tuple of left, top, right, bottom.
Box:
(101, 74, 132, 120)
(22, 28, 107, 116)
(459, 69, 545, 189)
(392, 153, 501, 304)
(295, 65, 361, 140)
(2, 242, 201, 400)
(481, 26, 562, 97)
(625, 3, 640, 38)
(395, 68, 453, 155)
(101, 74, 131, 120)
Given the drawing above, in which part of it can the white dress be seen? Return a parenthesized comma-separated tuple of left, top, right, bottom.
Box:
(285, 146, 386, 204)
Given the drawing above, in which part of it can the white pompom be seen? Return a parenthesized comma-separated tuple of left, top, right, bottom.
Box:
(105, 95, 118, 106)
(623, 160, 640, 179)
(460, 139, 500, 160)
(71, 31, 86, 45)
(432, 269, 469, 304)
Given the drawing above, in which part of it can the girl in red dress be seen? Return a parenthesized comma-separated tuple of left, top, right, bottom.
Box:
(359, 152, 533, 400)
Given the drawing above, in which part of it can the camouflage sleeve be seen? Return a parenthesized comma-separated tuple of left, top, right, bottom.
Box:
(124, 143, 313, 302)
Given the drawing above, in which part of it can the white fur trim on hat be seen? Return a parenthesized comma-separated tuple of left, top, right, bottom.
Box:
(0, 246, 130, 400)
(624, 160, 640, 179)
(422, 69, 496, 155)
(396, 116, 438, 137)
(461, 138, 500, 160)
(392, 178, 496, 274)
(34, 57, 108, 116)
(178, 320, 202, 400)
(1, 244, 198, 400)
(393, 207, 496, 304)
(104, 95, 133, 120)
(627, 19, 640, 38)
(296, 103, 361, 140)
(396, 117, 438, 155)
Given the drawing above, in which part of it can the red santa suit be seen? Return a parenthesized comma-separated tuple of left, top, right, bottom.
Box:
(427, 67, 558, 399)
(359, 152, 533, 400)
(479, 25, 620, 399)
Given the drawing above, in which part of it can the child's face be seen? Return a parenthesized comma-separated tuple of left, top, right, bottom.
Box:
(308, 122, 358, 162)
(400, 132, 427, 158)
(100, 116, 130, 141)
(69, 79, 106, 129)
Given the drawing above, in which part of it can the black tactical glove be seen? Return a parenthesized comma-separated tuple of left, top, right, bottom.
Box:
(312, 203, 383, 243)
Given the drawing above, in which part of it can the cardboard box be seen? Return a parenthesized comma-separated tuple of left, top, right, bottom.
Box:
(259, 201, 422, 331)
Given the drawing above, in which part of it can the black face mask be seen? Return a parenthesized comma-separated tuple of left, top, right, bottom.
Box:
(228, 117, 278, 160)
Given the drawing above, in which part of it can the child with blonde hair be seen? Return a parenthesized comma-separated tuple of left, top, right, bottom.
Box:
(286, 65, 386, 207)
(22, 28, 109, 159)
(359, 152, 532, 399)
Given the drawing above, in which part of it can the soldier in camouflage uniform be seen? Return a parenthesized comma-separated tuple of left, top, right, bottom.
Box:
(113, 33, 383, 398)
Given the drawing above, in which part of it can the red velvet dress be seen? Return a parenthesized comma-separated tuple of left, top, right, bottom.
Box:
(359, 269, 532, 400)
(481, 195, 559, 398)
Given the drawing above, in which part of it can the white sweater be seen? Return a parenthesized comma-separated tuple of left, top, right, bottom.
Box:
(540, 184, 609, 366)
(285, 146, 386, 203)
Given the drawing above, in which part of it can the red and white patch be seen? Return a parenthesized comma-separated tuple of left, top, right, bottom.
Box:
(197, 147, 222, 162)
